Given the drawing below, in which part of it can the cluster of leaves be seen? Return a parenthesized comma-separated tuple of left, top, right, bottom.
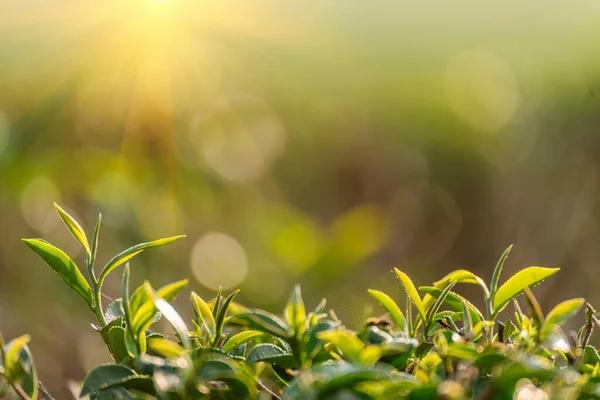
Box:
(3, 204, 600, 399)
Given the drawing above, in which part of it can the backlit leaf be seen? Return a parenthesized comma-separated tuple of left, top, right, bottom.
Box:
(368, 289, 406, 331)
(99, 235, 185, 282)
(542, 298, 585, 338)
(223, 331, 264, 354)
(54, 203, 90, 259)
(492, 267, 560, 316)
(394, 268, 426, 322)
(191, 292, 216, 340)
(23, 239, 93, 309)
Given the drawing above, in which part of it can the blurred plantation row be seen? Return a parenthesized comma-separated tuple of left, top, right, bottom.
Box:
(1, 0, 600, 397)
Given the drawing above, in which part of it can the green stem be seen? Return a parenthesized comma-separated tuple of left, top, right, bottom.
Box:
(88, 256, 107, 327)
(93, 285, 107, 327)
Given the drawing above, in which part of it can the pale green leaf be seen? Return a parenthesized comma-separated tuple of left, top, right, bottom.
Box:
(284, 285, 306, 339)
(542, 298, 585, 338)
(394, 268, 426, 321)
(54, 203, 90, 258)
(317, 329, 364, 363)
(492, 267, 560, 316)
(368, 289, 406, 330)
(23, 239, 93, 309)
(191, 292, 216, 340)
(99, 235, 185, 281)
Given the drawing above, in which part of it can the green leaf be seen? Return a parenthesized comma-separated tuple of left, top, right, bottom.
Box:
(490, 245, 513, 297)
(147, 337, 184, 358)
(80, 364, 154, 397)
(462, 301, 473, 337)
(107, 327, 129, 363)
(213, 290, 240, 347)
(223, 331, 264, 354)
(368, 289, 406, 331)
(54, 203, 91, 259)
(191, 292, 216, 340)
(358, 345, 382, 365)
(129, 282, 154, 317)
(153, 297, 191, 350)
(99, 235, 185, 282)
(317, 329, 364, 363)
(104, 300, 124, 324)
(156, 279, 188, 302)
(246, 343, 291, 363)
(542, 298, 585, 338)
(492, 267, 560, 316)
(284, 285, 306, 339)
(229, 310, 290, 338)
(212, 288, 222, 317)
(425, 282, 456, 332)
(121, 264, 133, 331)
(129, 280, 189, 337)
(2, 335, 30, 380)
(90, 213, 102, 268)
(419, 286, 483, 324)
(394, 268, 426, 322)
(22, 239, 93, 309)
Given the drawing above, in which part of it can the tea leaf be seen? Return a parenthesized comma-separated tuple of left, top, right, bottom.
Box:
(317, 329, 364, 363)
(426, 282, 456, 332)
(284, 285, 306, 339)
(230, 310, 290, 339)
(90, 213, 102, 268)
(23, 239, 93, 309)
(147, 337, 185, 358)
(191, 292, 216, 340)
(54, 203, 91, 259)
(542, 298, 585, 338)
(419, 286, 483, 324)
(107, 327, 129, 363)
(492, 267, 560, 316)
(154, 297, 191, 350)
(368, 289, 406, 330)
(246, 344, 292, 364)
(156, 279, 189, 302)
(99, 235, 185, 282)
(213, 290, 240, 347)
(490, 245, 513, 297)
(223, 331, 264, 354)
(3, 335, 30, 380)
(79, 364, 153, 397)
(394, 268, 426, 322)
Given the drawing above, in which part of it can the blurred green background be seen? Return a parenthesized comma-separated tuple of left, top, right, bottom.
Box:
(2, 0, 600, 396)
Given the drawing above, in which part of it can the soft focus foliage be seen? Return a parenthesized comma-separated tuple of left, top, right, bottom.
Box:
(2, 0, 600, 396)
(2, 207, 600, 399)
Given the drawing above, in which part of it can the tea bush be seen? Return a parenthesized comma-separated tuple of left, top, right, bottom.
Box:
(2, 204, 600, 399)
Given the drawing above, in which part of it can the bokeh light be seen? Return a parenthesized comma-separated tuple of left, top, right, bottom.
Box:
(191, 232, 248, 290)
(445, 50, 520, 133)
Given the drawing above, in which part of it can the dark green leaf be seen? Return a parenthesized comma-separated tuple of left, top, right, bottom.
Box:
(222, 331, 263, 354)
(229, 310, 290, 338)
(80, 364, 154, 397)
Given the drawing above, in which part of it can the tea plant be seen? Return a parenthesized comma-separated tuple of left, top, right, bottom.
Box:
(2, 204, 600, 399)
